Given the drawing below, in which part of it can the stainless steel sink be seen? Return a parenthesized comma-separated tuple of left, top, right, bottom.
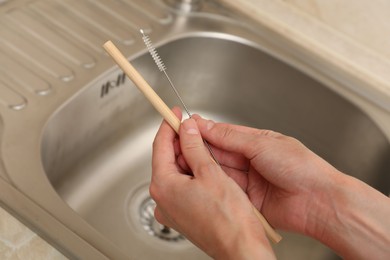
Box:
(1, 0, 390, 259)
(42, 36, 390, 260)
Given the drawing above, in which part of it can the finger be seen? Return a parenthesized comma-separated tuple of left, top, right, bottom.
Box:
(173, 137, 181, 157)
(196, 118, 262, 136)
(195, 118, 280, 159)
(222, 166, 248, 191)
(187, 115, 249, 170)
(203, 142, 249, 171)
(179, 118, 217, 177)
(152, 107, 182, 177)
(177, 154, 191, 173)
(191, 113, 202, 120)
(247, 166, 269, 210)
(176, 144, 247, 173)
(170, 106, 183, 126)
(187, 115, 250, 170)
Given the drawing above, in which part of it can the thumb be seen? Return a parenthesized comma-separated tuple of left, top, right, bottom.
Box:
(179, 118, 217, 177)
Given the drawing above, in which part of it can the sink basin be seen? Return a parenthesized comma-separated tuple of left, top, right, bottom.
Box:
(41, 36, 390, 259)
(1, 0, 389, 259)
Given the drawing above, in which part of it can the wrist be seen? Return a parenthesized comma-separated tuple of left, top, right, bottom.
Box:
(303, 167, 343, 239)
(213, 215, 275, 260)
(307, 171, 390, 259)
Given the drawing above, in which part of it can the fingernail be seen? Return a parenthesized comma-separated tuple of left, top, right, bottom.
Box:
(183, 119, 199, 135)
(206, 120, 215, 131)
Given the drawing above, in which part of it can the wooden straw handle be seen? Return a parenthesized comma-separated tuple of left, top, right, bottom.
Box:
(103, 40, 282, 244)
(103, 41, 180, 133)
(253, 207, 282, 243)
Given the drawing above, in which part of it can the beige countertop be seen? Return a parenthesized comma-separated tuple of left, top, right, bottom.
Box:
(0, 207, 66, 259)
(221, 0, 390, 113)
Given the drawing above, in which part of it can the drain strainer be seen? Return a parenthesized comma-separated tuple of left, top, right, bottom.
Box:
(127, 183, 186, 243)
(139, 197, 185, 242)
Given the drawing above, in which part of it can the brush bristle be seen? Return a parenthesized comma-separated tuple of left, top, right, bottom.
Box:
(141, 32, 166, 72)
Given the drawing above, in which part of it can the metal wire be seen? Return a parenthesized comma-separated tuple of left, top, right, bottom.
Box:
(140, 29, 220, 165)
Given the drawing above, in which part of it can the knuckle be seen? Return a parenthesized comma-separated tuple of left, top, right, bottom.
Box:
(256, 129, 282, 138)
(149, 183, 161, 203)
(182, 140, 203, 152)
(261, 129, 278, 137)
(220, 125, 235, 141)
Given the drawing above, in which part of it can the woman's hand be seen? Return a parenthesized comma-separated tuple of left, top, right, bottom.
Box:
(192, 116, 390, 260)
(150, 108, 275, 260)
(190, 116, 339, 235)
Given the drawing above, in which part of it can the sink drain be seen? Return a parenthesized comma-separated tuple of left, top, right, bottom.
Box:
(139, 197, 185, 242)
(127, 183, 185, 243)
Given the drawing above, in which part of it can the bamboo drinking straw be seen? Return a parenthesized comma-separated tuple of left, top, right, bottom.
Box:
(103, 40, 282, 243)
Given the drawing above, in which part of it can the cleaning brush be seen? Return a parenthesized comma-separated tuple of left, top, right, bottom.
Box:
(140, 29, 220, 165)
(140, 29, 192, 118)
